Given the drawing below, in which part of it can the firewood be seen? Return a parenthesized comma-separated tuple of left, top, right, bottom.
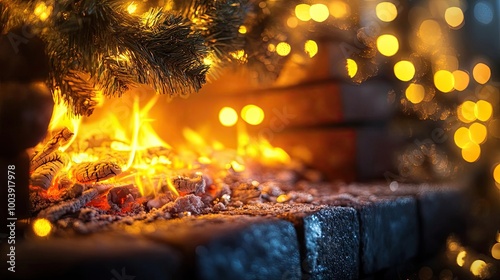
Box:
(107, 184, 140, 209)
(172, 175, 206, 195)
(30, 127, 74, 171)
(38, 188, 99, 222)
(72, 161, 122, 183)
(30, 152, 69, 190)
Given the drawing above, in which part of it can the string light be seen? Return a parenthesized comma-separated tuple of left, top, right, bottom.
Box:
(445, 7, 464, 28)
(310, 4, 329, 23)
(434, 70, 455, 93)
(473, 63, 491, 84)
(304, 40, 318, 58)
(394, 60, 415, 82)
(219, 107, 238, 127)
(276, 42, 291, 56)
(346, 59, 357, 78)
(405, 84, 425, 104)
(295, 4, 311, 21)
(376, 34, 399, 57)
(376, 2, 398, 22)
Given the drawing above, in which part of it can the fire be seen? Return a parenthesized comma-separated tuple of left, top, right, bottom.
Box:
(36, 90, 292, 201)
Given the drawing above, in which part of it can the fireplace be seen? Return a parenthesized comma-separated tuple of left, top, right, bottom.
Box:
(1, 0, 500, 279)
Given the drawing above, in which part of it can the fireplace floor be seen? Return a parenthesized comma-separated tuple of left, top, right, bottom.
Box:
(1, 183, 466, 280)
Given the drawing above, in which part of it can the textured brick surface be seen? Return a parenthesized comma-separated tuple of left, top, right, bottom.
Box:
(135, 214, 301, 280)
(0, 234, 182, 280)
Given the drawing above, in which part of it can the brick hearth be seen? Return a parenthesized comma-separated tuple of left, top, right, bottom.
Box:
(0, 184, 466, 280)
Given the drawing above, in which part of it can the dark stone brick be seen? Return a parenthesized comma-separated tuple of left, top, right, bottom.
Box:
(300, 207, 359, 280)
(223, 203, 360, 279)
(0, 233, 182, 280)
(356, 197, 419, 275)
(136, 214, 301, 280)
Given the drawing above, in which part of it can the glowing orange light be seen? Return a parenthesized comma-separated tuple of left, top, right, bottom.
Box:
(34, 2, 53, 21)
(376, 2, 398, 22)
(457, 251, 467, 267)
(126, 2, 138, 14)
(445, 7, 464, 28)
(458, 101, 477, 123)
(295, 4, 311, 21)
(377, 34, 399, 57)
(238, 25, 247, 34)
(454, 127, 470, 148)
(462, 142, 481, 162)
(346, 59, 357, 78)
(491, 243, 500, 259)
(33, 218, 52, 237)
(304, 40, 318, 58)
(329, 1, 349, 19)
(473, 63, 491, 84)
(452, 70, 469, 91)
(241, 105, 265, 125)
(276, 42, 291, 56)
(434, 70, 455, 93)
(310, 4, 329, 22)
(475, 100, 493, 121)
(469, 123, 487, 144)
(405, 84, 425, 104)
(219, 107, 238, 127)
(470, 260, 488, 277)
(394, 60, 415, 82)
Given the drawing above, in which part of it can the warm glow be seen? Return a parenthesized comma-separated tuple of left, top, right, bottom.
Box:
(219, 107, 238, 127)
(304, 40, 319, 58)
(469, 123, 487, 144)
(34, 2, 53, 21)
(405, 84, 425, 104)
(394, 60, 415, 82)
(376, 2, 398, 22)
(462, 142, 481, 162)
(268, 43, 276, 52)
(473, 63, 491, 84)
(329, 1, 349, 19)
(230, 50, 246, 62)
(475, 100, 493, 121)
(434, 70, 455, 93)
(376, 34, 399, 57)
(238, 25, 247, 34)
(457, 251, 467, 267)
(276, 42, 291, 56)
(241, 105, 265, 125)
(346, 59, 358, 78)
(295, 4, 311, 21)
(287, 17, 299, 28)
(203, 57, 213, 66)
(33, 218, 52, 237)
(419, 20, 442, 45)
(492, 243, 500, 259)
(453, 70, 470, 91)
(470, 260, 488, 277)
(310, 4, 330, 22)
(445, 7, 464, 28)
(494, 164, 500, 184)
(127, 2, 138, 14)
(454, 127, 470, 149)
(459, 101, 477, 123)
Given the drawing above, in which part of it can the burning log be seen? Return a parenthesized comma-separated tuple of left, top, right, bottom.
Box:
(73, 161, 122, 183)
(107, 184, 140, 210)
(38, 188, 99, 222)
(30, 127, 74, 171)
(30, 152, 69, 190)
(172, 174, 206, 195)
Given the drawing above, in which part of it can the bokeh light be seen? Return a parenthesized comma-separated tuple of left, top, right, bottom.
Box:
(295, 4, 311, 21)
(474, 1, 494, 25)
(419, 20, 442, 45)
(475, 100, 493, 121)
(405, 84, 425, 104)
(376, 34, 399, 57)
(462, 142, 481, 162)
(459, 101, 477, 123)
(454, 127, 470, 149)
(394, 60, 415, 81)
(376, 2, 398, 22)
(470, 260, 489, 278)
(452, 70, 469, 91)
(434, 70, 455, 93)
(276, 42, 291, 56)
(346, 59, 358, 78)
(33, 218, 52, 237)
(457, 251, 467, 267)
(469, 123, 487, 144)
(241, 105, 265, 125)
(219, 107, 238, 127)
(310, 4, 329, 22)
(473, 63, 491, 84)
(444, 7, 464, 28)
(492, 243, 500, 259)
(304, 40, 318, 58)
(494, 164, 500, 184)
(329, 1, 350, 19)
(238, 25, 247, 34)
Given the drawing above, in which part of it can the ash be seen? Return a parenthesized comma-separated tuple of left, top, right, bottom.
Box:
(30, 164, 324, 235)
